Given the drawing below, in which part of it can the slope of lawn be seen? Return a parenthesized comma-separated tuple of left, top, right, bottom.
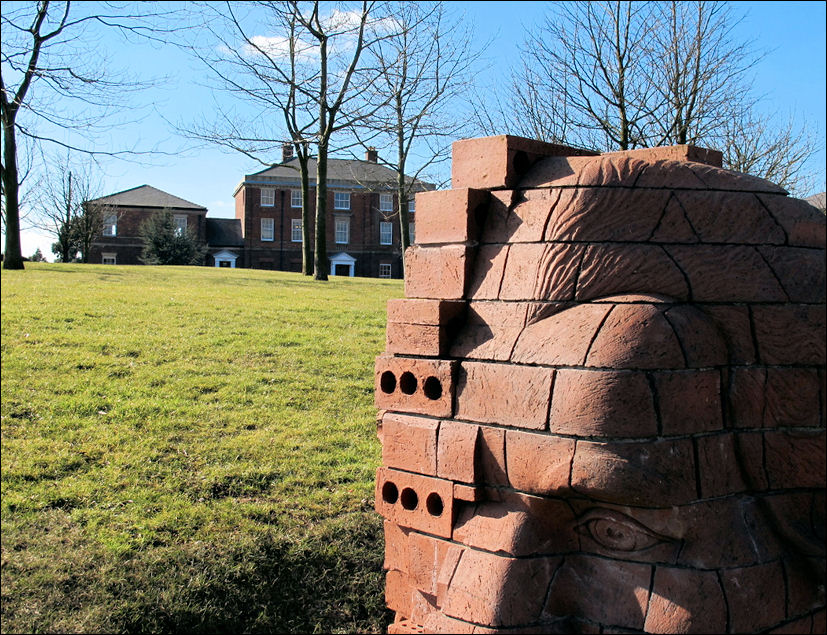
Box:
(1, 263, 403, 634)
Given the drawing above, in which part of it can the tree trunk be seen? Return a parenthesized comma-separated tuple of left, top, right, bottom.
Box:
(314, 142, 328, 281)
(299, 154, 313, 276)
(2, 116, 24, 270)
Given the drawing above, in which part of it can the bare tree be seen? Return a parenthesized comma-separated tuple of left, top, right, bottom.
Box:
(358, 2, 483, 256)
(1, 1, 175, 270)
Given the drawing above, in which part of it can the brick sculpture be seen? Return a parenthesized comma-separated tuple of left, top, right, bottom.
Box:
(375, 135, 826, 634)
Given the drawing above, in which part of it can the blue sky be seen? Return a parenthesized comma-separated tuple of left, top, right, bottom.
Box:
(14, 0, 827, 260)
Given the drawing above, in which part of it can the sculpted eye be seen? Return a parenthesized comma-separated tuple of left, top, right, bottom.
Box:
(575, 508, 672, 552)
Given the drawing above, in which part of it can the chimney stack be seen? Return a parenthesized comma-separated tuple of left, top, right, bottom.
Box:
(282, 143, 294, 162)
(366, 147, 378, 163)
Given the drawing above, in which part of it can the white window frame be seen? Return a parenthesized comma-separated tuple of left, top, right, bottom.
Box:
(261, 217, 274, 241)
(102, 214, 117, 237)
(380, 193, 393, 212)
(380, 221, 393, 245)
(335, 217, 350, 244)
(174, 214, 188, 236)
(291, 218, 302, 242)
(102, 253, 117, 265)
(334, 191, 350, 210)
(261, 188, 275, 207)
(379, 263, 392, 278)
(290, 189, 302, 208)
(409, 221, 415, 244)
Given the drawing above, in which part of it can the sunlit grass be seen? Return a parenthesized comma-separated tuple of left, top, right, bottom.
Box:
(1, 263, 402, 633)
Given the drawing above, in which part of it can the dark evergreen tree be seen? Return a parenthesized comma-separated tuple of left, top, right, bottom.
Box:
(139, 208, 206, 265)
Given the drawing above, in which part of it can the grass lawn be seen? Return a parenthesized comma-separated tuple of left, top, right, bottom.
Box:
(1, 263, 402, 634)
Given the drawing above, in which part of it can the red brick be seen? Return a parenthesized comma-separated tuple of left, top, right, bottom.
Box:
(386, 298, 466, 326)
(550, 369, 657, 437)
(449, 301, 528, 362)
(675, 190, 786, 244)
(406, 531, 444, 595)
(634, 159, 709, 190)
(381, 413, 439, 476)
(415, 188, 489, 245)
(576, 244, 689, 301)
(752, 304, 826, 365)
(764, 430, 826, 489)
(386, 322, 446, 356)
(384, 520, 410, 572)
(375, 355, 456, 418)
(544, 555, 651, 631)
(759, 193, 827, 248)
(385, 569, 413, 616)
(784, 551, 826, 617)
(480, 189, 551, 244)
(375, 467, 455, 538)
(511, 302, 614, 366)
(662, 303, 729, 368)
(764, 368, 821, 428)
(695, 433, 747, 498)
(575, 153, 652, 187)
(452, 489, 577, 556)
(734, 431, 767, 490)
(644, 568, 727, 633)
(654, 370, 723, 435)
(651, 193, 700, 243)
(451, 135, 596, 190)
(455, 361, 553, 430)
(499, 243, 549, 300)
(722, 562, 787, 633)
(690, 161, 786, 192)
(585, 302, 686, 370)
(571, 439, 696, 506)
(436, 421, 480, 484)
(531, 242, 584, 301)
(478, 426, 507, 486)
(505, 430, 575, 495)
(759, 245, 826, 303)
(615, 144, 723, 167)
(667, 245, 787, 302)
(727, 367, 766, 428)
(404, 245, 473, 300)
(518, 155, 596, 188)
(703, 305, 756, 364)
(435, 542, 463, 601)
(466, 244, 508, 300)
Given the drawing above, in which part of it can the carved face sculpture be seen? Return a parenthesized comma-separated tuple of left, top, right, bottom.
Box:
(375, 137, 826, 634)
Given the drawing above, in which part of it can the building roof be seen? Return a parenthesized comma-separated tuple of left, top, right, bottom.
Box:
(235, 157, 434, 194)
(805, 191, 826, 213)
(87, 184, 207, 210)
(206, 218, 244, 247)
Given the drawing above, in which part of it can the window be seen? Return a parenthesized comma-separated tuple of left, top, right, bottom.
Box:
(408, 198, 415, 214)
(379, 263, 392, 278)
(174, 214, 188, 236)
(335, 217, 350, 244)
(380, 221, 393, 245)
(291, 218, 302, 242)
(334, 191, 350, 210)
(102, 253, 117, 265)
(409, 222, 415, 244)
(261, 188, 275, 206)
(291, 189, 302, 208)
(261, 217, 274, 241)
(380, 193, 393, 212)
(102, 214, 117, 237)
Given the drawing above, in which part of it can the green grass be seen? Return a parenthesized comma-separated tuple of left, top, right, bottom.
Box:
(1, 263, 403, 634)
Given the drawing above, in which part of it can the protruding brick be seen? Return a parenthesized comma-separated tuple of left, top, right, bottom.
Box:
(436, 420, 480, 483)
(375, 355, 456, 418)
(375, 467, 455, 538)
(387, 298, 466, 326)
(452, 135, 597, 190)
(381, 413, 439, 476)
(414, 188, 490, 245)
(386, 322, 447, 356)
(404, 245, 473, 300)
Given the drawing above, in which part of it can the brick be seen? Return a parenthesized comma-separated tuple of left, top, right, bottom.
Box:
(385, 569, 413, 616)
(752, 304, 826, 365)
(612, 144, 723, 167)
(449, 301, 528, 362)
(575, 153, 653, 187)
(415, 188, 489, 245)
(456, 361, 553, 430)
(662, 304, 729, 368)
(734, 431, 767, 490)
(499, 242, 549, 300)
(571, 439, 696, 506)
(531, 242, 584, 301)
(452, 489, 577, 556)
(505, 430, 575, 495)
(451, 135, 596, 190)
(644, 568, 727, 634)
(759, 245, 826, 303)
(702, 305, 755, 364)
(689, 161, 786, 192)
(653, 370, 723, 435)
(404, 245, 473, 300)
(544, 555, 651, 631)
(722, 562, 786, 633)
(727, 367, 766, 429)
(550, 369, 657, 437)
(436, 420, 480, 484)
(759, 193, 827, 248)
(585, 302, 686, 370)
(384, 520, 411, 573)
(511, 302, 614, 366)
(784, 551, 826, 617)
(440, 549, 558, 626)
(386, 322, 447, 357)
(764, 430, 826, 489)
(633, 159, 709, 190)
(375, 355, 456, 418)
(675, 190, 786, 244)
(381, 413, 439, 476)
(695, 433, 746, 498)
(407, 531, 444, 595)
(764, 368, 821, 428)
(651, 193, 700, 243)
(375, 467, 455, 538)
(466, 244, 508, 300)
(576, 244, 689, 302)
(386, 298, 466, 326)
(667, 245, 787, 302)
(478, 426, 507, 486)
(480, 189, 552, 244)
(518, 155, 596, 188)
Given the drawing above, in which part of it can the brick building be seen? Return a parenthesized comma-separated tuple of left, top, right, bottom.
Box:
(233, 147, 433, 278)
